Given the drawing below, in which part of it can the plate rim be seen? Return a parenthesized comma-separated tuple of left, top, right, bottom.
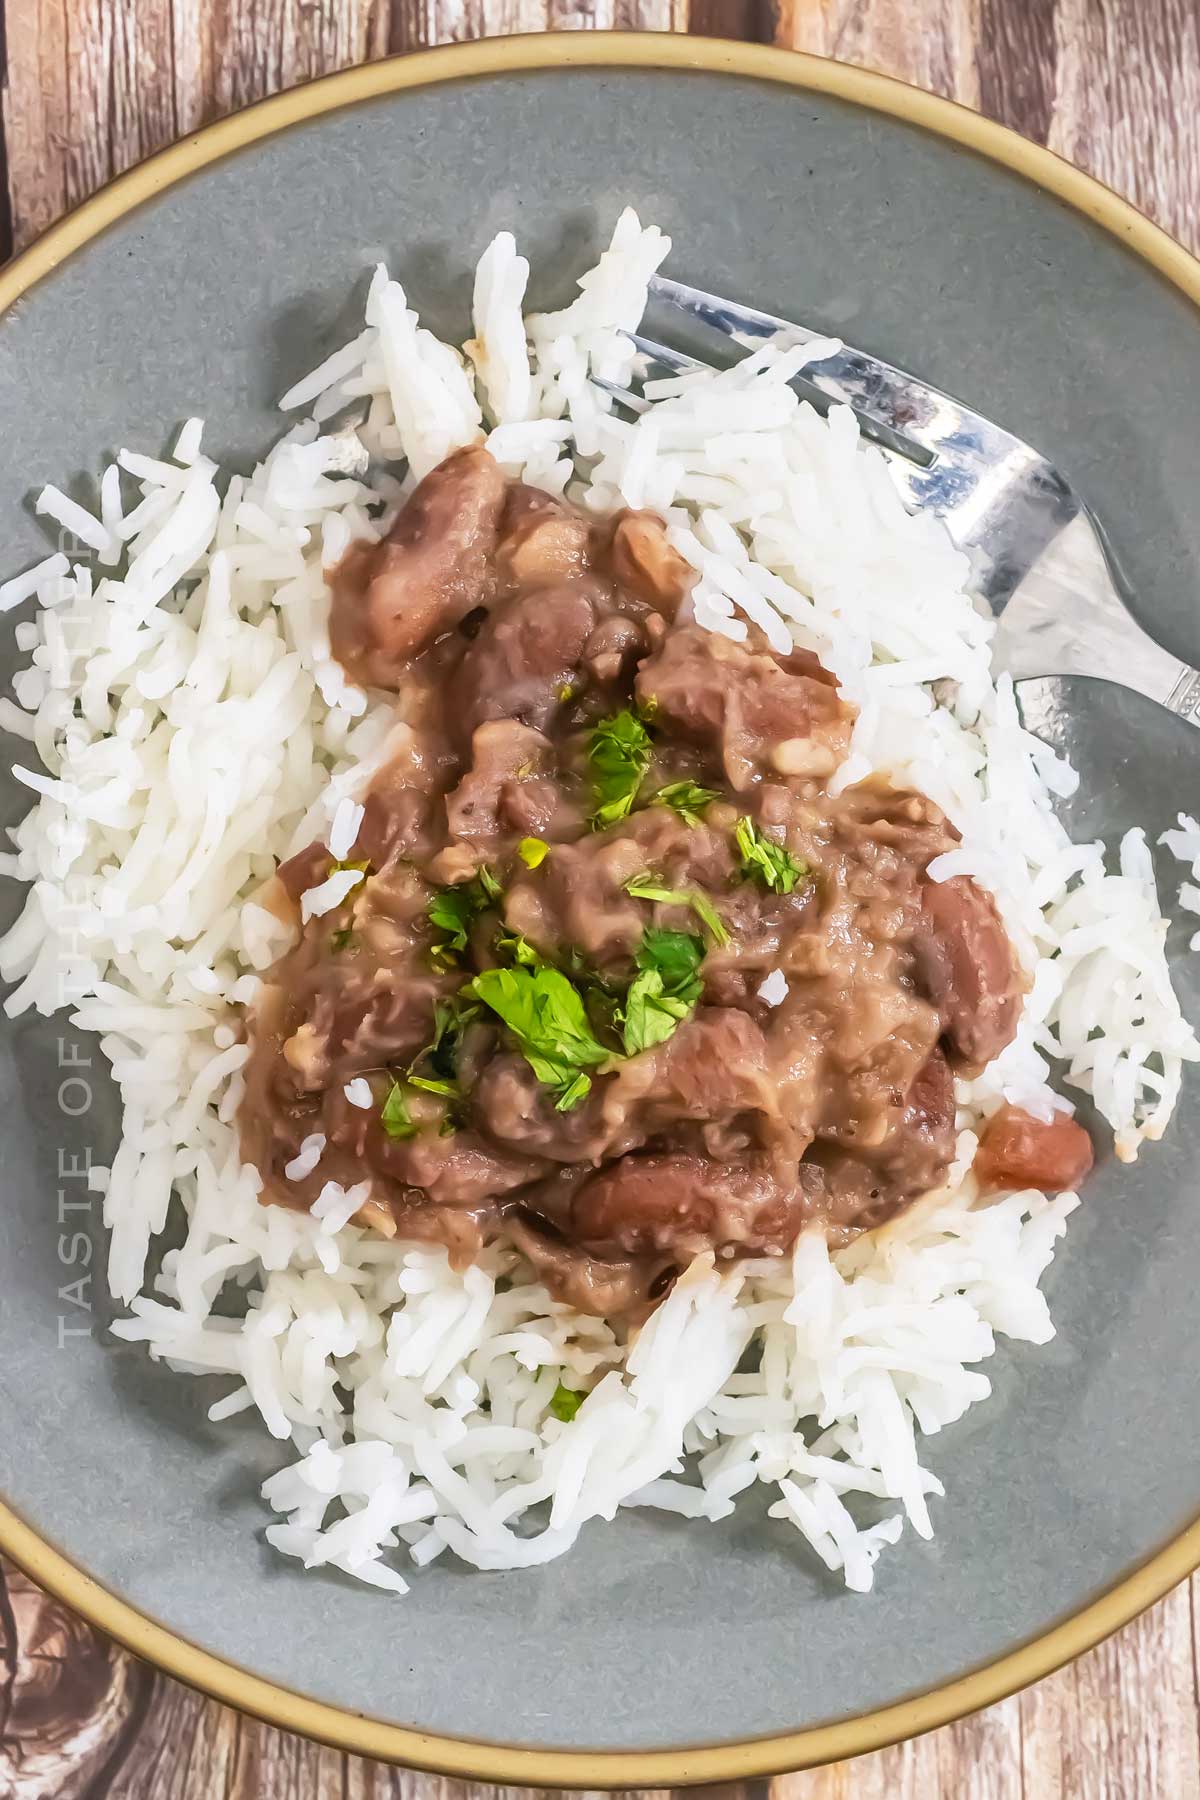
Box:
(2, 30, 1199, 1782)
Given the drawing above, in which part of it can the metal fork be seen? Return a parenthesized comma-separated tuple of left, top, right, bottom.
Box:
(608, 273, 1200, 729)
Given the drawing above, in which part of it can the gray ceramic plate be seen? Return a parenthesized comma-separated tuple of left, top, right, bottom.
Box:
(1, 36, 1198, 1783)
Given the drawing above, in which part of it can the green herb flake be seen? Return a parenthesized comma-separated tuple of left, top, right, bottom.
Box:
(734, 817, 809, 895)
(387, 994, 482, 1136)
(517, 836, 550, 870)
(427, 889, 475, 961)
(329, 926, 354, 953)
(624, 871, 730, 948)
(621, 967, 696, 1055)
(686, 889, 731, 949)
(406, 1073, 457, 1098)
(409, 996, 480, 1094)
(549, 1381, 585, 1422)
(561, 949, 623, 1047)
(637, 926, 705, 996)
(380, 1079, 417, 1141)
(555, 1071, 593, 1113)
(495, 930, 551, 971)
(652, 780, 720, 826)
(587, 708, 654, 830)
(466, 964, 608, 1110)
(624, 873, 680, 907)
(427, 867, 502, 965)
(620, 926, 705, 1056)
(557, 683, 575, 704)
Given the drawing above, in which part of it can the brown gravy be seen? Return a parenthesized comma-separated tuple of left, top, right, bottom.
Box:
(240, 446, 1090, 1315)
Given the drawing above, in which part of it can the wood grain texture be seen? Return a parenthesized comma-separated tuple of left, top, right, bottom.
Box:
(1046, 0, 1200, 254)
(774, 0, 1200, 257)
(1, 0, 1200, 1794)
(776, 0, 981, 110)
(1, 1552, 1196, 1798)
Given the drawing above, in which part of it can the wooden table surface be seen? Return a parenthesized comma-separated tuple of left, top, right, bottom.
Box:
(2, 1, 1199, 1794)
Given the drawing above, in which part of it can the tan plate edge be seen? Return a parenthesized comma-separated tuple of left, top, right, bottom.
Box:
(2, 31, 1200, 1784)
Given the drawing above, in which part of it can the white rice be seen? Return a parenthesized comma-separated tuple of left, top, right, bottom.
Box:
(284, 1134, 326, 1183)
(1163, 812, 1200, 952)
(327, 796, 364, 861)
(1, 210, 1195, 1596)
(35, 484, 118, 560)
(757, 968, 789, 1008)
(300, 866, 365, 923)
(0, 551, 70, 614)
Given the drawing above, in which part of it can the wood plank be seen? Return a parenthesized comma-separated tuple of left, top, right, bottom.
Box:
(3, 0, 69, 244)
(774, 0, 981, 108)
(3, 1549, 1195, 1797)
(688, 0, 777, 45)
(0, 1559, 154, 1799)
(772, 0, 1200, 257)
(1047, 0, 1200, 254)
(1018, 1579, 1200, 1800)
(385, 0, 682, 58)
(975, 0, 1057, 148)
(4, 0, 687, 252)
(774, 1698, 1023, 1800)
(185, 0, 380, 122)
(3, 0, 390, 254)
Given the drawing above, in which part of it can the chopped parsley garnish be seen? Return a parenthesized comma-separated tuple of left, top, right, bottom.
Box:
(495, 930, 551, 971)
(406, 1072, 457, 1098)
(555, 1072, 593, 1112)
(622, 968, 688, 1055)
(398, 997, 483, 1133)
(517, 836, 550, 869)
(587, 708, 654, 829)
(623, 873, 680, 906)
(549, 1381, 585, 1422)
(621, 927, 705, 1055)
(427, 867, 502, 965)
(380, 1079, 417, 1140)
(733, 818, 809, 895)
(477, 865, 502, 901)
(330, 926, 354, 953)
(638, 925, 706, 996)
(465, 964, 609, 1111)
(686, 890, 730, 948)
(560, 948, 624, 1046)
(409, 997, 479, 1092)
(652, 780, 720, 826)
(624, 871, 731, 948)
(427, 889, 477, 962)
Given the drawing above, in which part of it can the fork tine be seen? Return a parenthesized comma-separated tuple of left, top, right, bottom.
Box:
(627, 333, 706, 375)
(635, 316, 931, 467)
(648, 272, 953, 455)
(650, 274, 829, 348)
(593, 376, 651, 415)
(616, 326, 934, 465)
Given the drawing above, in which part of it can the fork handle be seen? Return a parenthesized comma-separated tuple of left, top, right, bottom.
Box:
(992, 514, 1200, 725)
(1165, 666, 1200, 723)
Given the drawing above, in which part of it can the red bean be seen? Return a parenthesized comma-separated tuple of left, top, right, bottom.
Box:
(974, 1104, 1094, 1194)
